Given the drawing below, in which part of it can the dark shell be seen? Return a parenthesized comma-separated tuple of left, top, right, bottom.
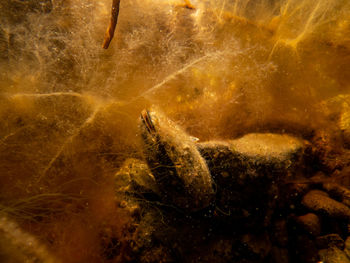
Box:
(139, 109, 214, 211)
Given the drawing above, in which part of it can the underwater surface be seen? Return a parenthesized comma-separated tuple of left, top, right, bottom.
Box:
(0, 0, 350, 262)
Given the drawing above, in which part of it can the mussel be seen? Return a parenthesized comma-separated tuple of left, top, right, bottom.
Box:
(140, 109, 214, 211)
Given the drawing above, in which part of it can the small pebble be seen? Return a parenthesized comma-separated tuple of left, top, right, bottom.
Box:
(295, 213, 321, 236)
(316, 234, 344, 250)
(318, 247, 350, 263)
(344, 236, 350, 258)
(322, 182, 350, 207)
(302, 190, 350, 220)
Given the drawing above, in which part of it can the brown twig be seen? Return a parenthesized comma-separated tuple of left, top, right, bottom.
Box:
(184, 0, 195, 9)
(102, 0, 121, 49)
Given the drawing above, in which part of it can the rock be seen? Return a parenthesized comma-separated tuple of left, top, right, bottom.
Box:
(310, 130, 344, 173)
(140, 108, 214, 211)
(295, 213, 321, 236)
(316, 234, 344, 250)
(340, 104, 350, 148)
(308, 189, 330, 197)
(344, 236, 350, 258)
(115, 158, 160, 196)
(319, 247, 350, 263)
(198, 133, 305, 180)
(197, 133, 305, 224)
(302, 190, 350, 220)
(322, 182, 350, 208)
(230, 133, 305, 166)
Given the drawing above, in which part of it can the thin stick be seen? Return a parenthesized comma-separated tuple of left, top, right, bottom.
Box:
(102, 0, 121, 49)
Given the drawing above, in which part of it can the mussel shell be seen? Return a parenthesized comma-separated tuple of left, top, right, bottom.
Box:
(140, 109, 214, 211)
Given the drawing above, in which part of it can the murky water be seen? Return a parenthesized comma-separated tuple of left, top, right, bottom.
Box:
(0, 0, 349, 262)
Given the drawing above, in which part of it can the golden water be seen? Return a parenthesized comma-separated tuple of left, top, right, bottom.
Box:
(0, 0, 349, 262)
